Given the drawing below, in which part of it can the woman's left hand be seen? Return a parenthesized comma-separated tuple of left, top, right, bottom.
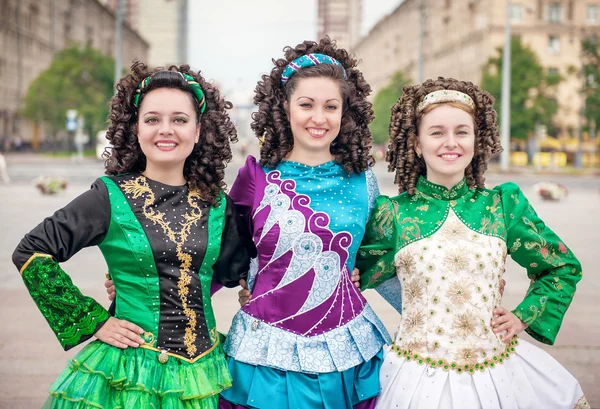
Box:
(350, 268, 360, 288)
(491, 307, 528, 342)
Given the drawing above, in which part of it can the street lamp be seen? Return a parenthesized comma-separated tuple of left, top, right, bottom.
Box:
(500, 0, 512, 171)
(114, 0, 124, 89)
(417, 0, 425, 83)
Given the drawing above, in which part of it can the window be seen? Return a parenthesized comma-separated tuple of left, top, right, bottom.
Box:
(547, 3, 562, 23)
(567, 0, 574, 20)
(548, 35, 560, 53)
(587, 5, 599, 24)
(510, 3, 522, 22)
(29, 4, 39, 32)
(548, 67, 559, 76)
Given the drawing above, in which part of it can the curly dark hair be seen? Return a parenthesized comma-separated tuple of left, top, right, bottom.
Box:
(103, 61, 237, 206)
(252, 37, 374, 175)
(386, 77, 503, 195)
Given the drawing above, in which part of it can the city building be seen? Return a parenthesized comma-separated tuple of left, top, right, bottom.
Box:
(317, 0, 362, 49)
(352, 0, 600, 138)
(103, 0, 186, 67)
(0, 0, 149, 147)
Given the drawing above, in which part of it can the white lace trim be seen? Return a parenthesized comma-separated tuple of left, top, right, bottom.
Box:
(224, 305, 391, 373)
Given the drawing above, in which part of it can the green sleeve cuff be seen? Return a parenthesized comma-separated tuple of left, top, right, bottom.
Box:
(512, 297, 555, 345)
(21, 254, 109, 350)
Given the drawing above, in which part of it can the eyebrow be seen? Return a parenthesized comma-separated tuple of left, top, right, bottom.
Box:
(427, 124, 472, 130)
(296, 96, 341, 103)
(143, 111, 190, 116)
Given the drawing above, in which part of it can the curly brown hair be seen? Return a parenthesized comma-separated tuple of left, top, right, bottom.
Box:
(386, 77, 503, 195)
(103, 61, 237, 206)
(252, 37, 374, 175)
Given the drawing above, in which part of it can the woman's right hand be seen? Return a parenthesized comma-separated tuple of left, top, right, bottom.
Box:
(105, 278, 116, 301)
(95, 316, 145, 348)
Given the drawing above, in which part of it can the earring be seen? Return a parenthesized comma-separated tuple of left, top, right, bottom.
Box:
(416, 151, 422, 158)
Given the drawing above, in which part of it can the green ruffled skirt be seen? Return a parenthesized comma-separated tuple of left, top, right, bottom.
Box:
(42, 340, 232, 409)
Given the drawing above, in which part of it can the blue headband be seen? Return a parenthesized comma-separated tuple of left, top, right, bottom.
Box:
(281, 53, 347, 84)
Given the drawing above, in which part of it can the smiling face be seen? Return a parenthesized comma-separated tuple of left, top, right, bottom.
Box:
(285, 77, 343, 164)
(137, 88, 200, 177)
(416, 103, 476, 188)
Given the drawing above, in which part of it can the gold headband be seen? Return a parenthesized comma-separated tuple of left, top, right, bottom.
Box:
(416, 90, 475, 113)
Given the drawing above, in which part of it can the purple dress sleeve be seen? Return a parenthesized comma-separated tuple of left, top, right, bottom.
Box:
(229, 155, 259, 236)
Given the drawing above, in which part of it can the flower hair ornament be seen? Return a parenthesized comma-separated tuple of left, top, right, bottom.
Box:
(416, 90, 475, 113)
(133, 71, 207, 113)
(281, 53, 347, 84)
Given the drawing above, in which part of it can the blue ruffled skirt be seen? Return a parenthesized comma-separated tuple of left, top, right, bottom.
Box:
(219, 349, 383, 409)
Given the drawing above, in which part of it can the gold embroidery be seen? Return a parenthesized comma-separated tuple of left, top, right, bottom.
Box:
(140, 331, 156, 347)
(393, 210, 510, 371)
(447, 279, 473, 306)
(457, 347, 481, 365)
(515, 295, 547, 326)
(121, 176, 203, 357)
(510, 238, 522, 252)
(373, 203, 395, 240)
(574, 395, 589, 408)
(404, 278, 425, 304)
(209, 327, 218, 344)
(521, 215, 568, 268)
(391, 337, 519, 374)
(440, 219, 469, 241)
(481, 194, 504, 235)
(403, 310, 426, 334)
(140, 335, 220, 363)
(401, 338, 427, 354)
(396, 251, 417, 272)
(19, 253, 53, 275)
(452, 311, 477, 338)
(443, 248, 470, 273)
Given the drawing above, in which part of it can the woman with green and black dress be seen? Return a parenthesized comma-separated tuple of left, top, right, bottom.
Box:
(12, 62, 252, 409)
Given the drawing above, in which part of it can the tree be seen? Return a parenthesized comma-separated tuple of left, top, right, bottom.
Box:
(370, 71, 411, 145)
(581, 37, 600, 132)
(482, 37, 561, 140)
(22, 45, 115, 146)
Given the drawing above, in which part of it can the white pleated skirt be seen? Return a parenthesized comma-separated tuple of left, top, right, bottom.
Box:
(375, 339, 587, 409)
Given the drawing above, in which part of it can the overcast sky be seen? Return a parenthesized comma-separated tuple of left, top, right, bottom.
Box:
(188, 0, 401, 100)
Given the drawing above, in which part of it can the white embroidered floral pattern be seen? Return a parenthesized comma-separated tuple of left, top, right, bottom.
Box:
(393, 209, 509, 370)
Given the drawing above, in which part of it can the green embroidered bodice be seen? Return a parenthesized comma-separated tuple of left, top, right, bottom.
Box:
(15, 175, 250, 355)
(357, 177, 582, 347)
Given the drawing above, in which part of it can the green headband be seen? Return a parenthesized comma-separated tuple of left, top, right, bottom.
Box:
(133, 72, 207, 113)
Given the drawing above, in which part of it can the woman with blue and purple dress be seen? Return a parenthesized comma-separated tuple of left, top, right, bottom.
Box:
(218, 37, 391, 409)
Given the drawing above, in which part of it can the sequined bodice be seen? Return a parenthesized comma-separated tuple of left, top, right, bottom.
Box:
(393, 209, 511, 368)
(242, 162, 372, 336)
(224, 157, 389, 374)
